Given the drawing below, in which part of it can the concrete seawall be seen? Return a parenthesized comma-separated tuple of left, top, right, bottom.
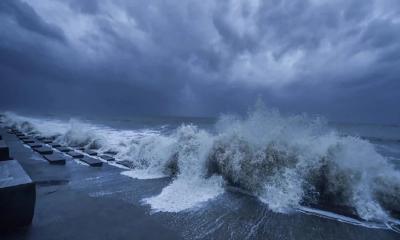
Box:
(0, 128, 182, 240)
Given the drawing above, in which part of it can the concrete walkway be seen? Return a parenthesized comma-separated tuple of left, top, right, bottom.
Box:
(0, 128, 182, 240)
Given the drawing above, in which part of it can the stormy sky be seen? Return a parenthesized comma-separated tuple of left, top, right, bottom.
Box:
(0, 0, 399, 123)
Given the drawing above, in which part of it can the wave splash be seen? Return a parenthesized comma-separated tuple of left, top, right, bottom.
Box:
(2, 108, 400, 223)
(209, 109, 399, 222)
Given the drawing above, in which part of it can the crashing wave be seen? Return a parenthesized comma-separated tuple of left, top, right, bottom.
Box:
(2, 107, 400, 223)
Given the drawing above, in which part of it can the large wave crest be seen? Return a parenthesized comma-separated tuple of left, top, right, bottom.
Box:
(2, 107, 400, 222)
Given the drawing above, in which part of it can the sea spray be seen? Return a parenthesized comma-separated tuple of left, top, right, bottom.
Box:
(2, 107, 400, 222)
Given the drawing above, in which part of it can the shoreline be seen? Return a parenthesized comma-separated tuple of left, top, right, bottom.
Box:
(0, 127, 399, 239)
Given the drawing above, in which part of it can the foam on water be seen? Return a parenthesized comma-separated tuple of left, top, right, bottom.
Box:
(297, 206, 387, 229)
(144, 176, 224, 213)
(2, 107, 400, 225)
(121, 169, 167, 180)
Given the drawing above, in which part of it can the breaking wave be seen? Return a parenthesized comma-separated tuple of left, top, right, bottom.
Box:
(1, 107, 400, 224)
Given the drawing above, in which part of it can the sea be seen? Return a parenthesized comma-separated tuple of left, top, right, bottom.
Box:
(1, 107, 400, 239)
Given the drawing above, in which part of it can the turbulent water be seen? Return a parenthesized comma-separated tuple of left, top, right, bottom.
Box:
(1, 108, 400, 227)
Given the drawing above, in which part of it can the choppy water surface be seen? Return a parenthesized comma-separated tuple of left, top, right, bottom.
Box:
(1, 108, 400, 238)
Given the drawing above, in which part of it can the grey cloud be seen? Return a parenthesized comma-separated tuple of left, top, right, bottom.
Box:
(0, 0, 65, 42)
(67, 0, 99, 15)
(0, 0, 399, 123)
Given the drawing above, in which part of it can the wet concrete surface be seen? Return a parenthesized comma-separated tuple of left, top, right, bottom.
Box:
(0, 128, 182, 240)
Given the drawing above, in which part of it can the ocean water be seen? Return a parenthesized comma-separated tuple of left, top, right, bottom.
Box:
(1, 107, 400, 236)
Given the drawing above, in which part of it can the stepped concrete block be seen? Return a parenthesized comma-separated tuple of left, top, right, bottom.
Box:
(50, 143, 61, 148)
(85, 150, 98, 156)
(34, 146, 53, 155)
(55, 146, 71, 152)
(117, 160, 134, 168)
(0, 160, 36, 229)
(22, 138, 35, 144)
(104, 150, 118, 156)
(67, 151, 84, 159)
(27, 142, 42, 148)
(100, 155, 115, 161)
(80, 156, 103, 167)
(0, 140, 10, 161)
(43, 153, 66, 165)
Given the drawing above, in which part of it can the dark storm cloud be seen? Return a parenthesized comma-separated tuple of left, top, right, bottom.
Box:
(0, 0, 65, 42)
(0, 0, 399, 123)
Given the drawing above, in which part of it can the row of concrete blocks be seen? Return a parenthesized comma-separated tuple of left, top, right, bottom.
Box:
(12, 130, 116, 167)
(0, 132, 36, 231)
(10, 128, 133, 169)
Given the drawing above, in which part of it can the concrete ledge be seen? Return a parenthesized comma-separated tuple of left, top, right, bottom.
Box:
(34, 147, 53, 155)
(0, 140, 10, 161)
(27, 142, 43, 148)
(67, 151, 84, 159)
(49, 143, 61, 148)
(7, 130, 16, 134)
(104, 150, 118, 156)
(80, 156, 103, 167)
(117, 160, 134, 168)
(43, 153, 66, 165)
(22, 138, 35, 144)
(84, 150, 97, 156)
(15, 133, 25, 138)
(0, 160, 36, 229)
(100, 155, 115, 161)
(55, 146, 71, 152)
(43, 139, 53, 144)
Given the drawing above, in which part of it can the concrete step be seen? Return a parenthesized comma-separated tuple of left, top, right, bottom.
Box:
(84, 149, 98, 156)
(19, 136, 30, 140)
(99, 155, 115, 161)
(117, 160, 134, 168)
(55, 146, 71, 152)
(104, 150, 118, 156)
(0, 140, 10, 161)
(80, 156, 103, 167)
(27, 142, 43, 148)
(67, 151, 84, 159)
(0, 160, 36, 229)
(10, 130, 21, 134)
(49, 143, 61, 148)
(43, 153, 66, 165)
(34, 146, 53, 155)
(22, 138, 35, 144)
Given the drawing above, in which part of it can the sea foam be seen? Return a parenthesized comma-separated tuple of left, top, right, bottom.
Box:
(2, 107, 400, 223)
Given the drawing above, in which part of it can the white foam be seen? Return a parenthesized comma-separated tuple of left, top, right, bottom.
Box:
(121, 169, 167, 180)
(143, 176, 224, 213)
(297, 206, 387, 229)
(3, 107, 400, 223)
